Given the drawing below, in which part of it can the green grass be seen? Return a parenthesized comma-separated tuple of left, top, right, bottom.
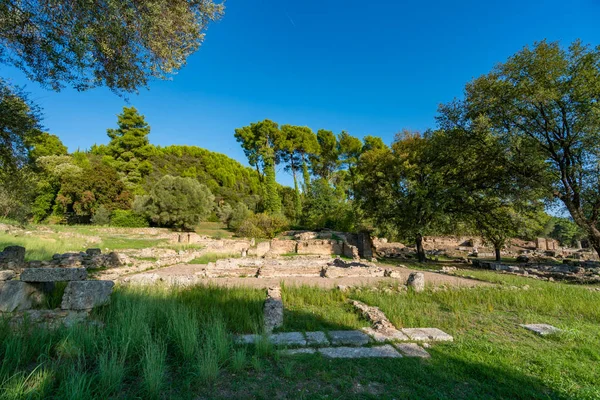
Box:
(188, 253, 241, 265)
(195, 222, 234, 239)
(2, 274, 599, 399)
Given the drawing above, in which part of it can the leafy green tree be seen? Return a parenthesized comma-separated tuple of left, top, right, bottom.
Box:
(0, 0, 224, 93)
(91, 205, 111, 226)
(136, 175, 215, 230)
(302, 178, 353, 231)
(228, 202, 252, 231)
(546, 217, 586, 247)
(234, 120, 283, 214)
(362, 135, 386, 152)
(310, 129, 339, 181)
(27, 132, 68, 163)
(0, 79, 42, 175)
(102, 106, 155, 187)
(356, 131, 447, 262)
(446, 40, 600, 257)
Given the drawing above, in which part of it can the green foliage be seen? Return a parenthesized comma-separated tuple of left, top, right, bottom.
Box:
(310, 129, 338, 180)
(0, 1, 224, 93)
(302, 178, 353, 231)
(136, 175, 215, 230)
(546, 217, 586, 247)
(110, 210, 149, 228)
(236, 213, 289, 239)
(228, 202, 252, 231)
(91, 205, 111, 226)
(26, 132, 68, 162)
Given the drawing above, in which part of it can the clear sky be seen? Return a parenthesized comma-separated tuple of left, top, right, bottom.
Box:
(2, 0, 599, 185)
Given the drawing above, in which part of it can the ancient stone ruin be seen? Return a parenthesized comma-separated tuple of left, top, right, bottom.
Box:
(0, 246, 115, 328)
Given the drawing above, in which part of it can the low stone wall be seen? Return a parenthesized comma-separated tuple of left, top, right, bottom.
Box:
(297, 239, 343, 255)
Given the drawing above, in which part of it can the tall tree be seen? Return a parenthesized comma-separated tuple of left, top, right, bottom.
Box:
(102, 106, 155, 187)
(446, 40, 600, 257)
(311, 129, 339, 181)
(234, 119, 283, 214)
(0, 0, 224, 93)
(337, 131, 363, 199)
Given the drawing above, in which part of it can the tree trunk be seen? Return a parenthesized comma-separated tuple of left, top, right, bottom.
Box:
(416, 233, 426, 263)
(301, 154, 311, 192)
(587, 229, 600, 258)
(494, 247, 501, 262)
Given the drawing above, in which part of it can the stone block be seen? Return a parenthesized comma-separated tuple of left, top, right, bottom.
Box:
(328, 330, 371, 346)
(255, 241, 271, 257)
(0, 281, 41, 312)
(264, 286, 283, 333)
(401, 328, 453, 342)
(520, 324, 561, 336)
(0, 270, 15, 281)
(268, 240, 297, 255)
(269, 332, 306, 346)
(305, 331, 330, 346)
(86, 248, 102, 256)
(362, 327, 410, 342)
(61, 280, 114, 310)
(407, 272, 425, 292)
(394, 343, 431, 358)
(279, 348, 316, 356)
(20, 268, 87, 282)
(319, 345, 401, 359)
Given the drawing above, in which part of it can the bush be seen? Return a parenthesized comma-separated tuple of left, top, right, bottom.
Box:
(136, 175, 215, 231)
(228, 202, 251, 231)
(235, 213, 289, 239)
(91, 205, 111, 226)
(110, 210, 149, 228)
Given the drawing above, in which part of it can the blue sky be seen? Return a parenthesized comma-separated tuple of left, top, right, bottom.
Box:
(3, 0, 599, 186)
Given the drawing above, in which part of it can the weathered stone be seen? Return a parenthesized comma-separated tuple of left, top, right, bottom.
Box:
(328, 330, 371, 346)
(394, 343, 431, 358)
(319, 345, 401, 359)
(362, 327, 410, 342)
(86, 248, 102, 256)
(401, 328, 453, 342)
(9, 309, 91, 329)
(279, 348, 317, 356)
(406, 272, 425, 292)
(20, 268, 87, 282)
(305, 331, 330, 346)
(264, 286, 283, 333)
(235, 334, 259, 345)
(520, 324, 562, 336)
(255, 241, 271, 257)
(61, 280, 114, 310)
(269, 332, 306, 346)
(351, 300, 396, 332)
(0, 281, 42, 312)
(0, 270, 15, 281)
(0, 246, 26, 269)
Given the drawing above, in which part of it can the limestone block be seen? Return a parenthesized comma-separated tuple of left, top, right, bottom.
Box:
(61, 280, 114, 310)
(20, 268, 87, 282)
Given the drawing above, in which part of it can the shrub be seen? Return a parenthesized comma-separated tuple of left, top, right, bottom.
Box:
(136, 175, 215, 230)
(110, 210, 149, 228)
(228, 202, 251, 231)
(235, 213, 289, 239)
(91, 205, 111, 226)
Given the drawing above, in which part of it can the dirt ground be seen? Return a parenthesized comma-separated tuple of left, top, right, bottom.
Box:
(124, 262, 489, 289)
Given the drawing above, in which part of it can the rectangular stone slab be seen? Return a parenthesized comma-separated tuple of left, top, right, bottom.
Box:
(401, 328, 454, 342)
(279, 348, 317, 356)
(328, 330, 371, 346)
(305, 331, 330, 346)
(520, 324, 561, 336)
(20, 268, 87, 282)
(269, 332, 307, 346)
(61, 280, 114, 310)
(394, 343, 431, 358)
(319, 345, 401, 359)
(362, 327, 410, 342)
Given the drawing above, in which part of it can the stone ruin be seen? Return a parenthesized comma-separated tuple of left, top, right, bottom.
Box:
(0, 246, 115, 328)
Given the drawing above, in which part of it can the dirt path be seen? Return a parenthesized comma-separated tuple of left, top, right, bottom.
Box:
(123, 263, 489, 289)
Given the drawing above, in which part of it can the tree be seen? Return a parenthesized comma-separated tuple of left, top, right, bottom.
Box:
(234, 119, 283, 214)
(27, 132, 67, 162)
(102, 106, 155, 187)
(337, 131, 363, 198)
(450, 40, 600, 257)
(0, 0, 224, 93)
(0, 79, 42, 174)
(356, 131, 446, 262)
(136, 175, 214, 230)
(310, 129, 339, 181)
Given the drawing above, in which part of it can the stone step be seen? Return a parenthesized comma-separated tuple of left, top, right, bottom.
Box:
(319, 345, 401, 359)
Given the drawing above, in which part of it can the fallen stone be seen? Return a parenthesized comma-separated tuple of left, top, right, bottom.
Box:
(362, 327, 409, 342)
(520, 324, 562, 336)
(0, 281, 42, 312)
(406, 272, 425, 292)
(0, 270, 15, 281)
(9, 309, 91, 329)
(264, 286, 283, 333)
(305, 331, 330, 346)
(279, 348, 317, 356)
(269, 332, 307, 347)
(86, 248, 102, 256)
(394, 343, 431, 358)
(328, 330, 371, 346)
(20, 268, 87, 282)
(401, 328, 453, 342)
(61, 280, 114, 310)
(235, 334, 259, 345)
(319, 345, 401, 359)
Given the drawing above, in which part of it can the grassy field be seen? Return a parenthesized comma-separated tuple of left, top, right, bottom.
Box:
(2, 270, 599, 399)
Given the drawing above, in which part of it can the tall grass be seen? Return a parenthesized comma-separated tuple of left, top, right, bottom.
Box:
(141, 336, 167, 398)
